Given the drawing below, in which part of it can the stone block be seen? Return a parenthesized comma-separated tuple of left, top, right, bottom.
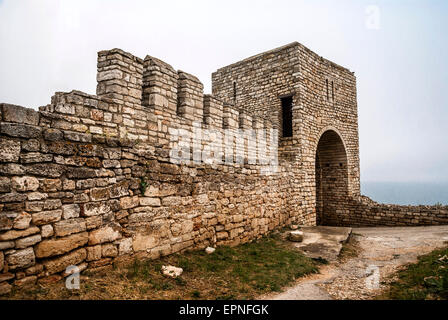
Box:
(88, 226, 121, 245)
(35, 232, 88, 258)
(62, 204, 80, 219)
(15, 234, 42, 249)
(43, 248, 87, 275)
(31, 210, 62, 226)
(6, 247, 35, 270)
(0, 226, 40, 241)
(54, 218, 87, 237)
(0, 123, 41, 138)
(1, 104, 39, 125)
(13, 212, 32, 230)
(0, 139, 20, 162)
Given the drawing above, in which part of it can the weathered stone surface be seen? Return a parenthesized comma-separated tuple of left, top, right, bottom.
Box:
(14, 275, 37, 288)
(15, 234, 42, 249)
(0, 123, 41, 138)
(25, 264, 43, 276)
(144, 185, 177, 197)
(62, 179, 75, 191)
(0, 251, 3, 272)
(41, 224, 54, 238)
(133, 234, 157, 252)
(0, 241, 15, 250)
(0, 192, 27, 203)
(0, 282, 12, 295)
(0, 272, 14, 282)
(43, 199, 61, 210)
(62, 204, 80, 220)
(161, 196, 182, 206)
(117, 237, 133, 256)
(20, 152, 53, 163)
(0, 139, 20, 162)
(82, 201, 111, 217)
(85, 216, 102, 230)
(62, 262, 87, 277)
(11, 176, 39, 192)
(35, 232, 88, 258)
(0, 226, 40, 241)
(26, 163, 64, 178)
(0, 177, 11, 192)
(64, 131, 91, 143)
(26, 201, 43, 212)
(0, 214, 13, 231)
(88, 226, 121, 245)
(0, 163, 25, 175)
(54, 218, 87, 237)
(6, 247, 35, 269)
(27, 192, 48, 201)
(66, 167, 97, 179)
(1, 104, 39, 125)
(101, 243, 118, 258)
(120, 196, 139, 209)
(43, 248, 87, 275)
(42, 179, 62, 192)
(161, 265, 183, 278)
(21, 139, 40, 152)
(90, 187, 110, 201)
(13, 212, 32, 230)
(43, 128, 63, 141)
(31, 210, 62, 226)
(86, 245, 102, 261)
(140, 197, 161, 207)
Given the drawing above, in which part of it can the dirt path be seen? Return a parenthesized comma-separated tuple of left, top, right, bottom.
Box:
(262, 226, 448, 300)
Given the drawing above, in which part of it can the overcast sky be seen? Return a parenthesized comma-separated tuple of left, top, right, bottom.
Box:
(0, 0, 447, 184)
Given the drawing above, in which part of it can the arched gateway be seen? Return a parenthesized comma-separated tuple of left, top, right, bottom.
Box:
(315, 130, 350, 225)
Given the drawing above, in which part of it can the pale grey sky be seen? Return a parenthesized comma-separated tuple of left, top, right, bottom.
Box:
(0, 0, 447, 183)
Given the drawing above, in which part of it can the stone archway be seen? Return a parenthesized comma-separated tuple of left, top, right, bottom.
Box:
(315, 130, 349, 226)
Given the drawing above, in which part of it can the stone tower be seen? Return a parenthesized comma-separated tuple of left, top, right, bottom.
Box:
(212, 42, 360, 225)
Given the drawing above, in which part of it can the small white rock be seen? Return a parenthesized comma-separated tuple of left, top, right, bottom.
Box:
(205, 247, 216, 254)
(161, 265, 183, 278)
(290, 224, 299, 230)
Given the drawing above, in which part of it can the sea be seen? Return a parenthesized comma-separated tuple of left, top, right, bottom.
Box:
(361, 181, 448, 206)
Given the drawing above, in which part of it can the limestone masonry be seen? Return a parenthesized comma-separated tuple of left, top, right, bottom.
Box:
(0, 42, 447, 294)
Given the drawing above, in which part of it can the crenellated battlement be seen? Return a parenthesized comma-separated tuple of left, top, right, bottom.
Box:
(35, 49, 278, 170)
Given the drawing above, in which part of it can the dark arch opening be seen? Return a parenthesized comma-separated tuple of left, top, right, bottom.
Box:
(315, 130, 349, 226)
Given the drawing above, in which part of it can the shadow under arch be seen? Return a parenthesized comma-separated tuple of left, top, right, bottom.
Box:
(315, 129, 349, 226)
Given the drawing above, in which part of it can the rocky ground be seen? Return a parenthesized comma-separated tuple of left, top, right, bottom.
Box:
(262, 225, 448, 300)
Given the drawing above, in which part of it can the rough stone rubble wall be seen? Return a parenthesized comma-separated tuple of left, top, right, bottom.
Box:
(0, 48, 306, 295)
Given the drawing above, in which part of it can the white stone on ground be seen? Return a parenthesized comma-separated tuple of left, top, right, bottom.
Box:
(161, 265, 183, 278)
(205, 247, 215, 254)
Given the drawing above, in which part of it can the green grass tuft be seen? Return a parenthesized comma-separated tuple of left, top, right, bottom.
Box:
(378, 247, 448, 300)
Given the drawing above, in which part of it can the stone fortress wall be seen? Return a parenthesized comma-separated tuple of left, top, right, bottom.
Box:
(0, 42, 447, 294)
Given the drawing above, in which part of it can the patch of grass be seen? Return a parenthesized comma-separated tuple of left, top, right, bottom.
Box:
(176, 234, 318, 295)
(3, 233, 318, 300)
(377, 247, 448, 300)
(139, 177, 148, 195)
